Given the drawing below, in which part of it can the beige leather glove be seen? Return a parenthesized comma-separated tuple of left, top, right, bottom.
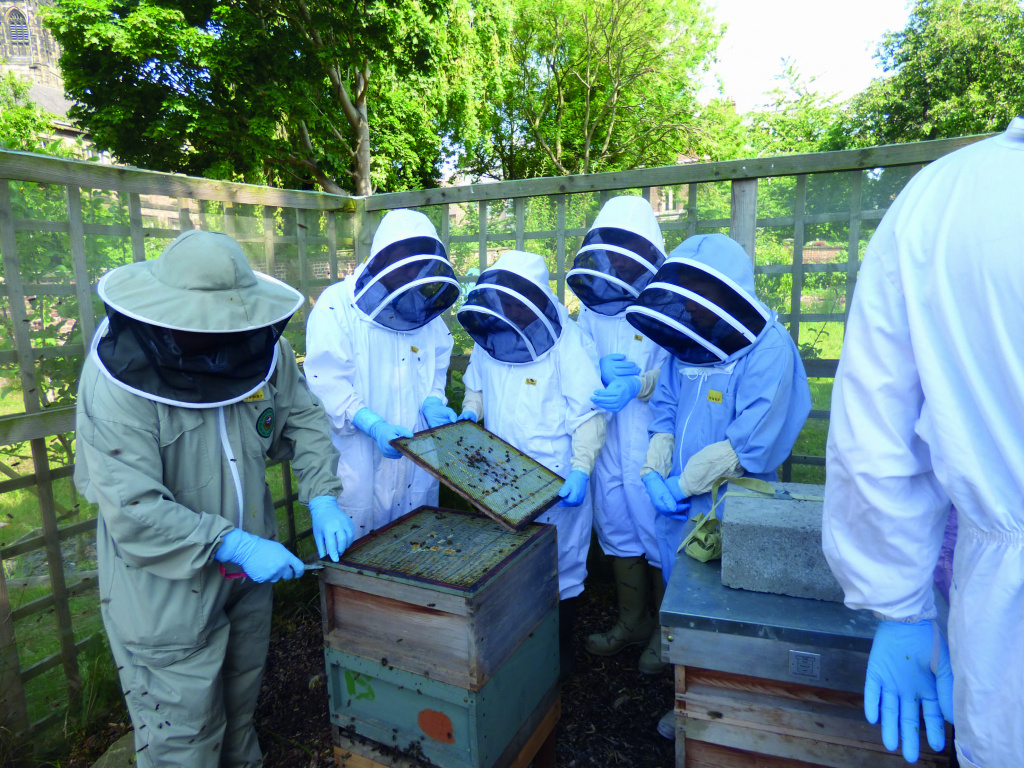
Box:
(640, 432, 675, 478)
(678, 439, 744, 497)
(570, 414, 607, 474)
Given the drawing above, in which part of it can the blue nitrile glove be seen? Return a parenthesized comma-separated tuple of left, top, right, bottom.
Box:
(557, 469, 589, 507)
(642, 472, 691, 518)
(309, 495, 355, 562)
(353, 407, 413, 459)
(215, 529, 304, 583)
(865, 619, 954, 763)
(665, 475, 686, 501)
(599, 353, 641, 387)
(457, 410, 478, 423)
(422, 396, 457, 428)
(591, 375, 642, 413)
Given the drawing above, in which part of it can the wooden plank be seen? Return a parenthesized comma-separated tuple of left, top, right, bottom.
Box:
(352, 201, 375, 266)
(30, 436, 82, 709)
(0, 148, 353, 211)
(222, 200, 236, 238)
(478, 201, 487, 271)
(845, 170, 864, 327)
(324, 585, 474, 690)
(758, 262, 849, 276)
(322, 567, 469, 617)
(18, 632, 103, 685)
(684, 739, 826, 768)
(363, 135, 985, 211)
(448, 226, 588, 244)
(0, 406, 76, 447)
(468, 528, 557, 687)
(663, 628, 869, 693)
(10, 574, 98, 622)
(0, 555, 30, 736)
(555, 195, 566, 303)
(681, 682, 881, 745)
(686, 183, 698, 239)
(0, 464, 75, 507)
(503, 696, 559, 768)
(803, 359, 838, 378)
(178, 197, 192, 231)
(65, 186, 98, 350)
(328, 210, 339, 281)
(0, 343, 86, 365)
(788, 175, 807, 349)
(514, 198, 525, 251)
(263, 205, 276, 276)
(0, 180, 42, 414)
(777, 312, 845, 324)
(14, 282, 83, 296)
(682, 718, 949, 768)
(729, 179, 758, 263)
(297, 208, 312, 322)
(680, 668, 862, 708)
(9, 217, 69, 234)
(282, 463, 297, 552)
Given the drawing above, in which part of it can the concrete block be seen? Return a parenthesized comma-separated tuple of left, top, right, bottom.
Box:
(720, 482, 845, 603)
(90, 732, 137, 767)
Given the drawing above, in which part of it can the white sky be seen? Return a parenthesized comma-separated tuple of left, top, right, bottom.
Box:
(703, 0, 914, 112)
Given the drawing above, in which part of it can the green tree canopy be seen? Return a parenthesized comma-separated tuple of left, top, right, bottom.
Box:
(0, 67, 54, 152)
(460, 0, 730, 179)
(745, 63, 847, 157)
(46, 0, 509, 194)
(841, 0, 1024, 147)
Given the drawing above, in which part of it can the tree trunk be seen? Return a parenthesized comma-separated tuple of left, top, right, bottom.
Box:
(353, 98, 372, 196)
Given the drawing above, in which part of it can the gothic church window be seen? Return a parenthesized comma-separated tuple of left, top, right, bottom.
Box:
(6, 9, 30, 55)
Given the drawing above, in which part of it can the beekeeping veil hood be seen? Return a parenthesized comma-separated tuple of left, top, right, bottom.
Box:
(567, 195, 666, 316)
(93, 229, 303, 408)
(457, 250, 563, 364)
(625, 234, 771, 365)
(354, 209, 460, 331)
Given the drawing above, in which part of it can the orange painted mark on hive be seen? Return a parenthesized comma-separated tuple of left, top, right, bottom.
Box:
(418, 709, 455, 743)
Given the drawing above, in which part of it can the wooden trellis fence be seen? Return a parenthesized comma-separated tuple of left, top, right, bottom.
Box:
(0, 151, 356, 739)
(0, 133, 985, 742)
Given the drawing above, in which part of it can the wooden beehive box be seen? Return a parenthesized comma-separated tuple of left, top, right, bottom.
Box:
(661, 555, 953, 767)
(319, 506, 559, 768)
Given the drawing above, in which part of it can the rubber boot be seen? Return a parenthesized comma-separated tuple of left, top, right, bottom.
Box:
(558, 596, 580, 682)
(639, 565, 669, 674)
(584, 555, 654, 656)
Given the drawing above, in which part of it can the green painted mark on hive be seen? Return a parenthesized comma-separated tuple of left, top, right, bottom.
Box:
(345, 670, 375, 700)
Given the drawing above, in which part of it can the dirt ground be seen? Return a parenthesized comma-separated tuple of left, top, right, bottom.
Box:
(53, 573, 676, 768)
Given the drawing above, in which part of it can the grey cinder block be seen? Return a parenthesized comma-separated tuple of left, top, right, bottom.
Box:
(720, 482, 845, 603)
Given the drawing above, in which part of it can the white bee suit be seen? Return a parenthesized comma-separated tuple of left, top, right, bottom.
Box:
(305, 210, 457, 537)
(822, 118, 1024, 768)
(570, 196, 670, 566)
(460, 251, 606, 599)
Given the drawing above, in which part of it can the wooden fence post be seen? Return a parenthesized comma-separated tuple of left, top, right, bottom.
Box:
(514, 198, 525, 251)
(729, 178, 758, 264)
(0, 540, 29, 736)
(128, 192, 146, 262)
(66, 186, 97, 349)
(556, 195, 567, 303)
